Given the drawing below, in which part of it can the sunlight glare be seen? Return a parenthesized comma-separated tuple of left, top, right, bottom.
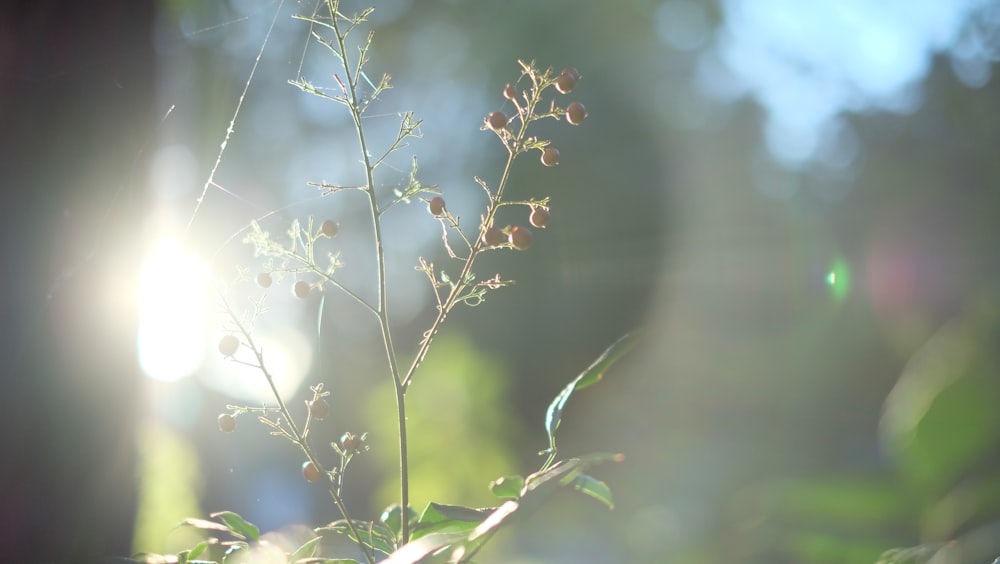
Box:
(136, 240, 211, 382)
(203, 324, 313, 404)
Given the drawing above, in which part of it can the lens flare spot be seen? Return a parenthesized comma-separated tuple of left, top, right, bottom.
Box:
(136, 240, 211, 382)
(826, 258, 850, 302)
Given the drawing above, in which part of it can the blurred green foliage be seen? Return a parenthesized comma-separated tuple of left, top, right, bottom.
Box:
(365, 335, 520, 511)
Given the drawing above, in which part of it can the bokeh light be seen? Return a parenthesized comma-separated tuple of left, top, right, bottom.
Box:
(826, 257, 851, 303)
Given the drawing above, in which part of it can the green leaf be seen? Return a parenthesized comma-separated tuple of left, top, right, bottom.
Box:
(418, 502, 493, 524)
(523, 454, 623, 496)
(880, 317, 1000, 496)
(222, 541, 249, 563)
(179, 517, 239, 537)
(411, 503, 492, 541)
(489, 475, 524, 500)
(544, 332, 641, 460)
(186, 540, 213, 560)
(290, 535, 322, 561)
(379, 504, 417, 540)
(317, 520, 396, 556)
(211, 511, 260, 542)
(570, 473, 615, 510)
(479, 455, 625, 538)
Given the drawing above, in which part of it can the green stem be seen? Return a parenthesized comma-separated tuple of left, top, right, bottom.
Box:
(329, 1, 410, 544)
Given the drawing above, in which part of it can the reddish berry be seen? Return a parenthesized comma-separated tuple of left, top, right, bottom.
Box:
(217, 413, 236, 433)
(308, 398, 329, 420)
(256, 272, 273, 288)
(428, 196, 446, 216)
(320, 220, 339, 238)
(509, 226, 534, 250)
(340, 432, 361, 452)
(566, 102, 587, 125)
(302, 461, 322, 482)
(555, 74, 576, 94)
(541, 147, 560, 167)
(562, 67, 582, 81)
(529, 207, 551, 228)
(482, 226, 504, 247)
(486, 111, 508, 131)
(503, 83, 517, 100)
(555, 67, 581, 94)
(293, 280, 311, 299)
(218, 334, 240, 357)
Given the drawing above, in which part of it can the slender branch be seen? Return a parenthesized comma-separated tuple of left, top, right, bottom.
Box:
(328, 0, 411, 544)
(220, 293, 375, 564)
(400, 89, 537, 391)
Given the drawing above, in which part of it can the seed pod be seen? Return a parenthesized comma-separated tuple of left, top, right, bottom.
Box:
(428, 196, 446, 216)
(256, 272, 273, 288)
(217, 413, 236, 433)
(218, 335, 240, 357)
(509, 226, 534, 250)
(293, 280, 311, 299)
(301, 461, 322, 482)
(308, 398, 330, 420)
(482, 226, 504, 247)
(541, 147, 560, 167)
(503, 83, 517, 100)
(340, 432, 362, 452)
(320, 220, 339, 238)
(486, 111, 508, 131)
(566, 102, 587, 125)
(555, 67, 581, 94)
(564, 67, 581, 80)
(529, 207, 551, 228)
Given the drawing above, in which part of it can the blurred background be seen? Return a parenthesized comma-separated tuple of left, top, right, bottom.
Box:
(3, 0, 1000, 562)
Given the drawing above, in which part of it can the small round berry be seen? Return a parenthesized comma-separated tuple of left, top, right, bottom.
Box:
(293, 280, 311, 299)
(301, 461, 322, 483)
(486, 111, 508, 131)
(482, 226, 504, 247)
(218, 334, 240, 357)
(256, 272, 273, 288)
(308, 398, 329, 420)
(320, 220, 339, 238)
(340, 432, 361, 452)
(555, 67, 581, 94)
(509, 226, 534, 250)
(503, 83, 517, 101)
(428, 196, 446, 216)
(555, 74, 576, 94)
(529, 207, 551, 228)
(565, 102, 587, 125)
(541, 147, 560, 167)
(217, 413, 236, 433)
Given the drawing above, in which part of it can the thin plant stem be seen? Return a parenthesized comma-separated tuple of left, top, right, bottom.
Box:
(221, 294, 376, 564)
(400, 91, 537, 392)
(327, 0, 411, 544)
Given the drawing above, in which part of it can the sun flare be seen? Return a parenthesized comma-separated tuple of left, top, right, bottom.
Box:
(136, 239, 211, 382)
